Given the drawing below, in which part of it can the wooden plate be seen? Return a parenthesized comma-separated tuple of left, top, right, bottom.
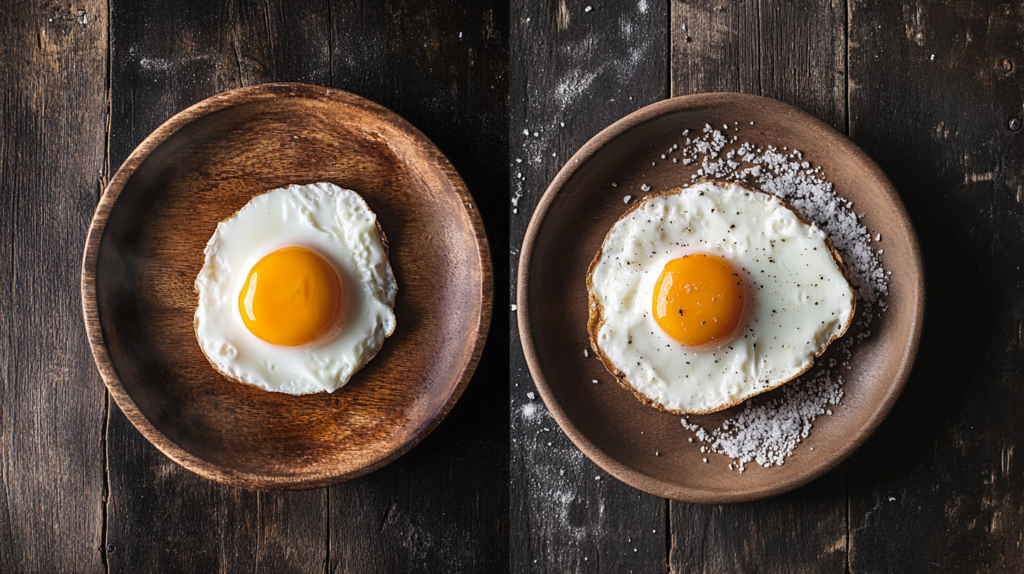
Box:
(517, 93, 924, 503)
(82, 83, 491, 490)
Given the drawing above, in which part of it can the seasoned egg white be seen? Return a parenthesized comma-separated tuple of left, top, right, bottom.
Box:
(194, 182, 397, 395)
(587, 180, 855, 414)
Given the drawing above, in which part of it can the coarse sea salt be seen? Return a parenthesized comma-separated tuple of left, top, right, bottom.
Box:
(667, 123, 889, 473)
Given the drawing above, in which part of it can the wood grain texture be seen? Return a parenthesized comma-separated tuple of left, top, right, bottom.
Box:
(510, 1, 670, 572)
(847, 1, 1024, 572)
(104, 2, 331, 571)
(671, 0, 847, 131)
(667, 1, 851, 571)
(671, 467, 847, 573)
(0, 1, 108, 572)
(325, 2, 509, 572)
(88, 84, 491, 487)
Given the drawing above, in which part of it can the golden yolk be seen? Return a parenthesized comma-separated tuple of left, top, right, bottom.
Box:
(652, 253, 748, 347)
(238, 246, 348, 347)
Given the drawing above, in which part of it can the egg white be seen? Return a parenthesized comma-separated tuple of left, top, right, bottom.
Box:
(194, 182, 397, 395)
(588, 180, 855, 414)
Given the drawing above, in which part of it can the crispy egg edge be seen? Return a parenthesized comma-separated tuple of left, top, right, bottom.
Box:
(585, 178, 856, 415)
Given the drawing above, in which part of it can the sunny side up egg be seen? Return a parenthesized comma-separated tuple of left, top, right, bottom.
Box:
(194, 182, 397, 395)
(587, 180, 856, 415)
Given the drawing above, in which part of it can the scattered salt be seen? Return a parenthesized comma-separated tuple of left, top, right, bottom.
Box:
(585, 5, 592, 12)
(591, 379, 599, 384)
(640, 183, 651, 192)
(670, 122, 889, 472)
(888, 496, 896, 501)
(522, 129, 529, 136)
(623, 195, 632, 203)
(526, 392, 535, 400)
(611, 182, 618, 188)
(510, 304, 517, 311)
(584, 348, 589, 357)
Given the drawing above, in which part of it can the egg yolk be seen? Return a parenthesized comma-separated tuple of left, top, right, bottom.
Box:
(652, 253, 748, 347)
(238, 246, 349, 347)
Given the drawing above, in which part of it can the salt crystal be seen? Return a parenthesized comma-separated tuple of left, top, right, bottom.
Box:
(584, 349, 589, 357)
(623, 195, 632, 203)
(611, 182, 618, 187)
(667, 122, 889, 472)
(510, 304, 517, 311)
(641, 184, 651, 192)
(526, 391, 535, 400)
(591, 379, 599, 384)
(585, 5, 592, 12)
(522, 129, 529, 135)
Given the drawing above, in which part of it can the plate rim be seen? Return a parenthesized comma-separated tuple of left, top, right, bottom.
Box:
(81, 82, 493, 490)
(517, 92, 925, 503)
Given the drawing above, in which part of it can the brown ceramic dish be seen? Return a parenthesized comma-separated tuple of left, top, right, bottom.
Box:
(517, 93, 924, 503)
(82, 83, 492, 490)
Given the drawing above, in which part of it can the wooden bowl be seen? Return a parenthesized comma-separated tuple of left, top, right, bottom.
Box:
(517, 93, 924, 503)
(82, 83, 491, 490)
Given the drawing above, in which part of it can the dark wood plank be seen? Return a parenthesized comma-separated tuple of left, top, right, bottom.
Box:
(510, 1, 670, 572)
(671, 467, 847, 573)
(105, 1, 330, 571)
(668, 1, 848, 571)
(847, 2, 1024, 572)
(0, 1, 108, 571)
(325, 2, 509, 572)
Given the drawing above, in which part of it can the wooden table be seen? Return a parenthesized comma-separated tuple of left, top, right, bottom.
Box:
(2, 1, 507, 571)
(510, 1, 1023, 572)
(3, 0, 1023, 572)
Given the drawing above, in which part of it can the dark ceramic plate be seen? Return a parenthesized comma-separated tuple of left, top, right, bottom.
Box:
(517, 93, 924, 503)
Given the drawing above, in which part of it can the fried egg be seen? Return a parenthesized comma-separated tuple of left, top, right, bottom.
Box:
(194, 182, 397, 395)
(587, 180, 855, 414)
